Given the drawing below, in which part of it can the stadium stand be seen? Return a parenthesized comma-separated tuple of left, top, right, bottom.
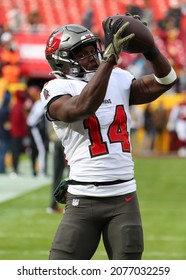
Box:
(0, 0, 185, 79)
(0, 0, 178, 31)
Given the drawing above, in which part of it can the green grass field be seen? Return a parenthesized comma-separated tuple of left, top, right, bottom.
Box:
(0, 157, 186, 260)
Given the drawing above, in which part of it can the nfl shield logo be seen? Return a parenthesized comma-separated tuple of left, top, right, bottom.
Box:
(72, 199, 79, 206)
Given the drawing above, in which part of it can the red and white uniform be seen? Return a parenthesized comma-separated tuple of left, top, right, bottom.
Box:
(41, 67, 136, 197)
(168, 102, 186, 142)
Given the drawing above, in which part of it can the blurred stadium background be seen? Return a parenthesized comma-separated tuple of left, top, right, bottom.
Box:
(0, 0, 186, 260)
(1, 0, 186, 152)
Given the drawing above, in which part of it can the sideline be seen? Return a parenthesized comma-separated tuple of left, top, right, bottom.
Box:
(0, 156, 52, 203)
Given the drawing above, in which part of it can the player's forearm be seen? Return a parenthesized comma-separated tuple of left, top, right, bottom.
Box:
(149, 51, 176, 82)
(130, 50, 177, 105)
(75, 57, 115, 117)
(144, 47, 177, 84)
(52, 57, 115, 123)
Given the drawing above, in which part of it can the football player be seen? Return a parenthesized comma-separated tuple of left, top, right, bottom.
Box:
(40, 16, 177, 259)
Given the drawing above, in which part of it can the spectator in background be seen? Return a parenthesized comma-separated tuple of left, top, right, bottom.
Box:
(10, 90, 28, 176)
(157, 4, 186, 93)
(153, 101, 168, 153)
(0, 90, 11, 174)
(26, 86, 49, 176)
(81, 0, 94, 30)
(0, 32, 21, 83)
(164, 24, 186, 93)
(46, 122, 69, 214)
(153, 101, 167, 133)
(129, 105, 144, 156)
(180, 0, 186, 46)
(22, 9, 47, 33)
(167, 93, 186, 157)
(142, 104, 156, 154)
(126, 2, 143, 18)
(0, 25, 5, 41)
(81, 0, 103, 42)
(166, 3, 182, 29)
(6, 4, 25, 34)
(142, 0, 153, 27)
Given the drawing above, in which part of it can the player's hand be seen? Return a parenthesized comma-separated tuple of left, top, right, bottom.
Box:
(102, 20, 135, 64)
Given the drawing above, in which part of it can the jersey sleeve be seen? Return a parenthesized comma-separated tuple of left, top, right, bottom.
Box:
(40, 78, 74, 112)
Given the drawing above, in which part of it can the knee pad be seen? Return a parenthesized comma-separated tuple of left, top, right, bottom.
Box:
(122, 225, 144, 253)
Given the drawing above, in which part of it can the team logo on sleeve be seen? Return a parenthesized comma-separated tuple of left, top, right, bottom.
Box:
(43, 89, 50, 100)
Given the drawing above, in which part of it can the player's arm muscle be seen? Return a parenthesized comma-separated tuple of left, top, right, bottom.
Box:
(129, 51, 177, 105)
(48, 59, 114, 123)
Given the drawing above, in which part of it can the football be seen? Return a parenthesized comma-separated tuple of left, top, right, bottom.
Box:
(104, 14, 155, 54)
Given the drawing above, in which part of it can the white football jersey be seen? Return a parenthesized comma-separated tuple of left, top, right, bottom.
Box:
(41, 67, 137, 196)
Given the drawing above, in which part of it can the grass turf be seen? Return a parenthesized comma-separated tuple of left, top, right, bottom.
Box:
(0, 157, 186, 260)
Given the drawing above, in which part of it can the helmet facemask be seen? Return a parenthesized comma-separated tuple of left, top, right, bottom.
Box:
(68, 41, 102, 79)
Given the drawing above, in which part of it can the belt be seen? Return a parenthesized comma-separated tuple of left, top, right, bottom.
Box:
(67, 178, 134, 187)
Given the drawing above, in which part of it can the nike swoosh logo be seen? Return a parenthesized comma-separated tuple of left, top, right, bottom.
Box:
(125, 195, 135, 202)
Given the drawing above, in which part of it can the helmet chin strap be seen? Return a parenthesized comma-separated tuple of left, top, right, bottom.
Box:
(65, 71, 96, 81)
(49, 70, 96, 82)
(82, 72, 96, 82)
(49, 60, 98, 81)
(49, 70, 65, 78)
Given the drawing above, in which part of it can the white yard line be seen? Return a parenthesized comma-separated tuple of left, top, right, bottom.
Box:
(0, 156, 52, 203)
(0, 175, 51, 203)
